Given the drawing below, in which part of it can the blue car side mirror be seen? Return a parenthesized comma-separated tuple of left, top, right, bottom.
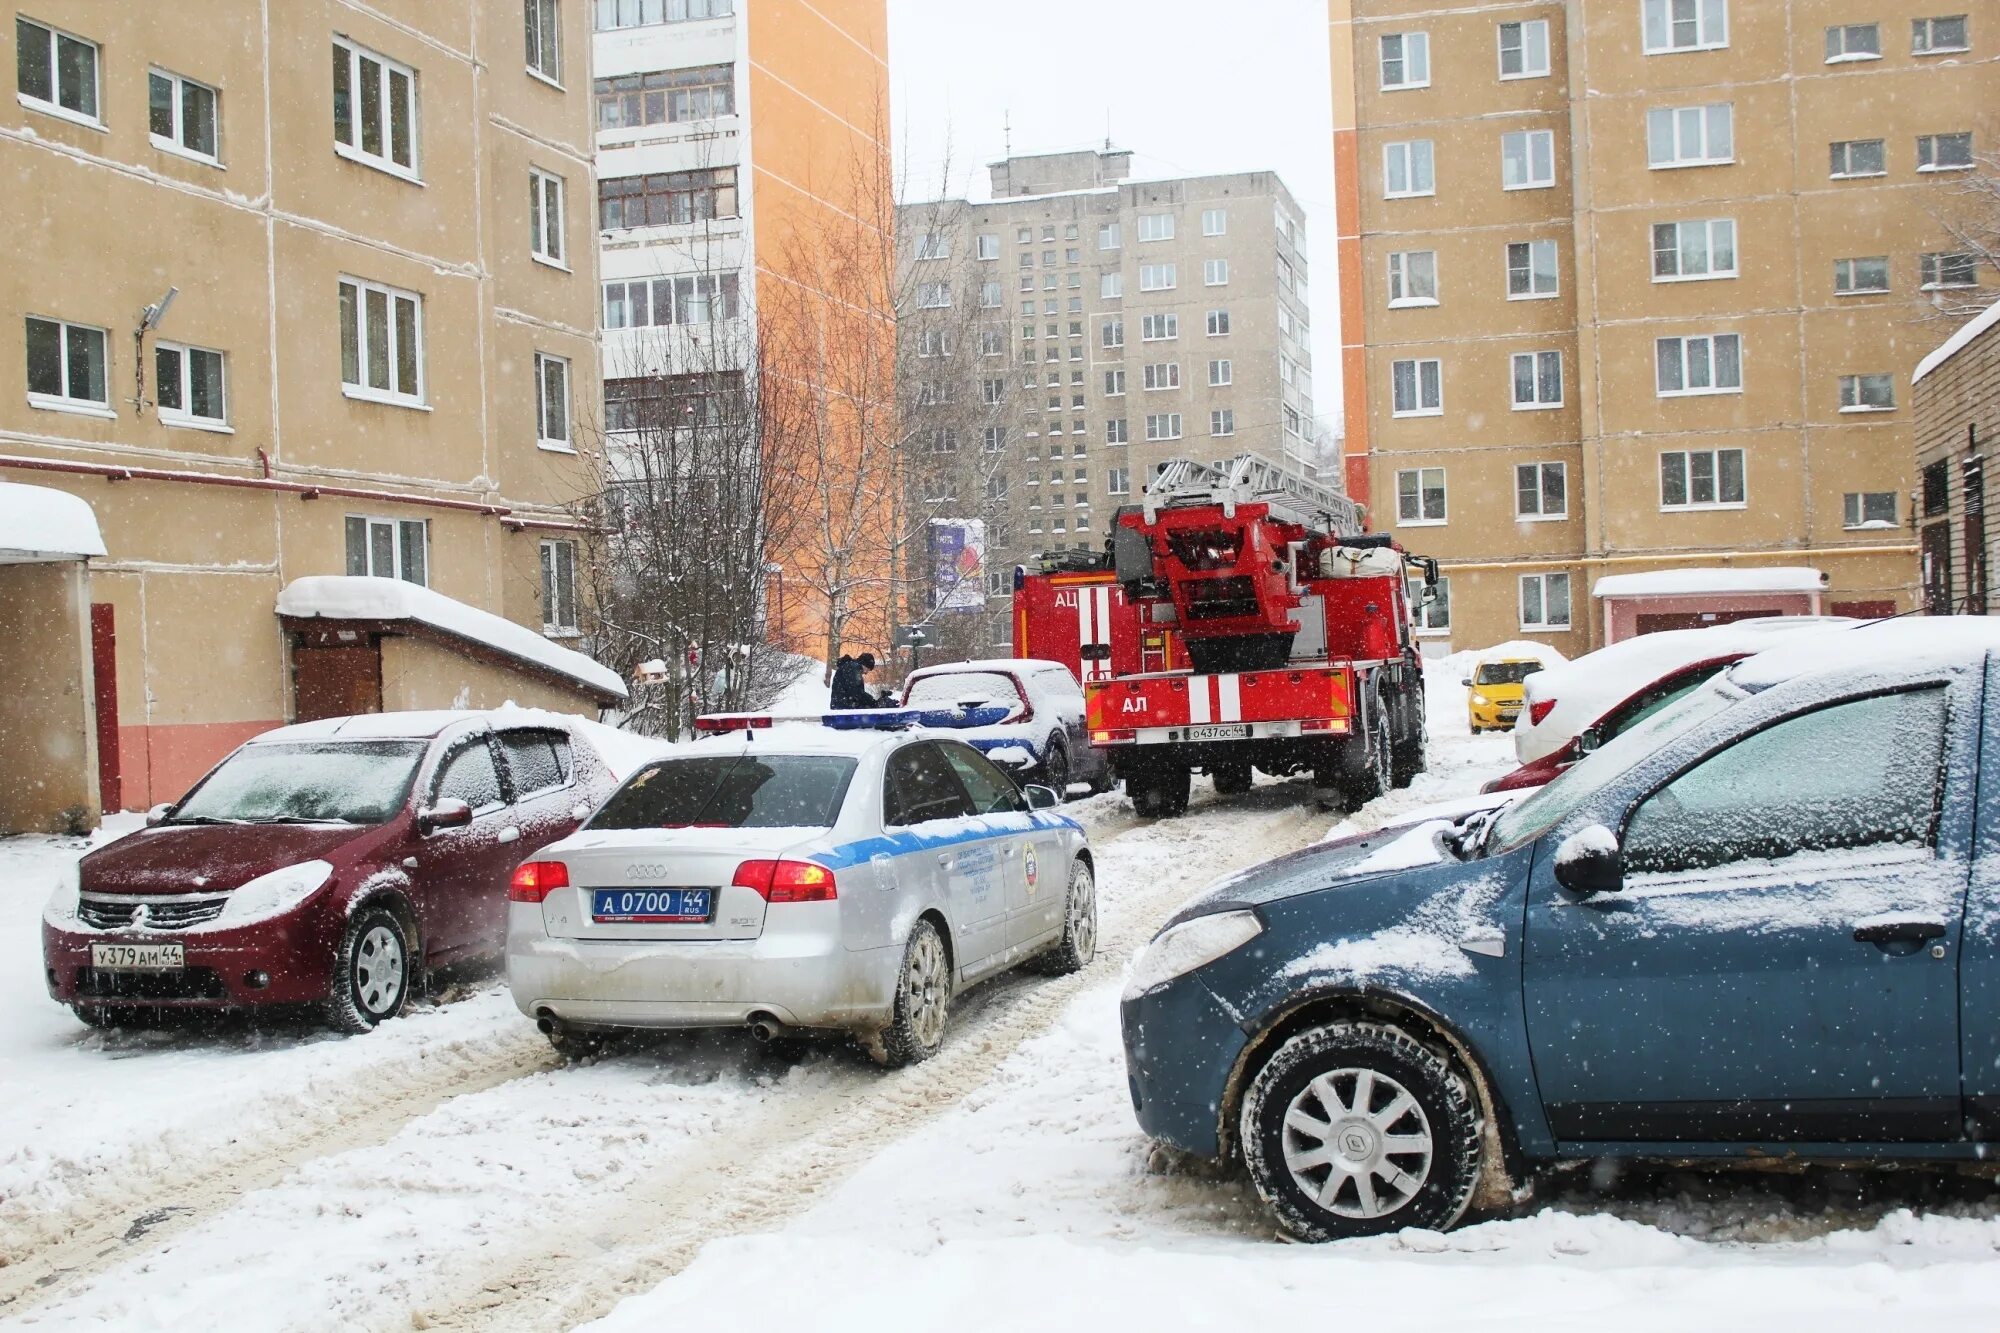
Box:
(1554, 824, 1624, 897)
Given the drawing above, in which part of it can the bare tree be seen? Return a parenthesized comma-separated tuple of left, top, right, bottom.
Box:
(1923, 149, 2000, 321)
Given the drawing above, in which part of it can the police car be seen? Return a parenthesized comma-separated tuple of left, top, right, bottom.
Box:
(504, 709, 1097, 1065)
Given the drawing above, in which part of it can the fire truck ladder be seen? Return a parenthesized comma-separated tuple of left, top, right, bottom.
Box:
(1142, 454, 1365, 536)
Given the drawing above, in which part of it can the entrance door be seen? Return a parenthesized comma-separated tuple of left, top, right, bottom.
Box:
(293, 638, 382, 722)
(90, 603, 120, 812)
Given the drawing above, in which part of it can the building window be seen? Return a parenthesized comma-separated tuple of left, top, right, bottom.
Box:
(1106, 466, 1131, 495)
(1390, 358, 1443, 416)
(1408, 575, 1450, 633)
(1834, 256, 1890, 294)
(594, 64, 734, 127)
(916, 329, 950, 358)
(1660, 447, 1746, 507)
(530, 168, 565, 265)
(25, 316, 109, 413)
(982, 426, 1007, 453)
(914, 231, 951, 261)
(1204, 259, 1230, 286)
(927, 427, 957, 454)
(540, 539, 578, 632)
(1397, 467, 1447, 524)
(1499, 19, 1551, 77)
(980, 329, 1005, 357)
(1143, 362, 1181, 391)
(1824, 22, 1880, 61)
(1507, 240, 1559, 298)
(345, 515, 428, 586)
(1102, 369, 1127, 396)
(1140, 313, 1179, 341)
(1388, 250, 1439, 306)
(1921, 252, 1981, 290)
(333, 38, 419, 179)
(155, 342, 227, 428)
(975, 233, 1000, 261)
(1917, 132, 1974, 172)
(978, 280, 1002, 308)
(535, 353, 571, 446)
(980, 378, 1004, 407)
(526, 0, 562, 81)
(1845, 491, 1899, 529)
(1207, 309, 1232, 336)
(1144, 413, 1183, 441)
(1644, 0, 1728, 53)
(1838, 373, 1895, 412)
(1201, 208, 1228, 237)
(1511, 351, 1563, 409)
(1380, 32, 1430, 89)
(1516, 462, 1567, 519)
(1829, 139, 1886, 178)
(1519, 573, 1571, 630)
(1913, 15, 1970, 54)
(1211, 408, 1236, 436)
(1502, 130, 1556, 189)
(1100, 273, 1124, 300)
(915, 282, 951, 310)
(1099, 222, 1123, 249)
(1137, 213, 1176, 242)
(1139, 263, 1177, 291)
(597, 167, 739, 228)
(604, 371, 742, 432)
(1655, 333, 1741, 396)
(1383, 140, 1436, 197)
(1652, 218, 1736, 281)
(594, 0, 732, 28)
(602, 273, 740, 327)
(339, 276, 424, 405)
(1106, 418, 1129, 444)
(1210, 359, 1233, 386)
(148, 69, 219, 162)
(15, 17, 98, 124)
(1647, 103, 1733, 167)
(1102, 316, 1125, 348)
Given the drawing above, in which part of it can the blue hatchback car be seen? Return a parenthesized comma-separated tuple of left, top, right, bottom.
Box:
(1121, 620, 2000, 1241)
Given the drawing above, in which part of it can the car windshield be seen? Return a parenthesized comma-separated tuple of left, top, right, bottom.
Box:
(588, 755, 857, 830)
(904, 671, 1024, 712)
(1485, 679, 1742, 852)
(171, 741, 428, 825)
(1475, 661, 1543, 686)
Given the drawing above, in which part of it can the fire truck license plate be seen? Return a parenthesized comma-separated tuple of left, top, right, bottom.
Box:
(1187, 724, 1250, 742)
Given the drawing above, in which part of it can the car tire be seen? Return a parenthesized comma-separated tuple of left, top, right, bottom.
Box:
(1240, 1021, 1483, 1242)
(324, 906, 413, 1034)
(1038, 738, 1071, 799)
(1212, 761, 1254, 796)
(1028, 859, 1097, 975)
(872, 918, 952, 1068)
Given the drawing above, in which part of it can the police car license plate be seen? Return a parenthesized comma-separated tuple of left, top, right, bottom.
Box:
(1187, 724, 1250, 742)
(90, 943, 184, 971)
(591, 888, 713, 923)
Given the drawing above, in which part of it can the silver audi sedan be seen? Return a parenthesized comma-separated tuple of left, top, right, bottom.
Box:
(505, 718, 1097, 1066)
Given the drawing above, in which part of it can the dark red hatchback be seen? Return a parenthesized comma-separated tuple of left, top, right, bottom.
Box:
(43, 711, 616, 1031)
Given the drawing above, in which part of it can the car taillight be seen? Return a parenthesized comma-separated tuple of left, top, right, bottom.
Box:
(1528, 699, 1556, 726)
(509, 860, 569, 903)
(732, 859, 838, 903)
(1090, 728, 1137, 744)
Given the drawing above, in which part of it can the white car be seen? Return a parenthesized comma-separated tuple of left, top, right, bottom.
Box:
(505, 716, 1097, 1066)
(899, 659, 1113, 796)
(1512, 617, 1855, 763)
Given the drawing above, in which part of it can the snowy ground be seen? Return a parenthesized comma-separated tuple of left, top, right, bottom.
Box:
(3, 663, 1997, 1329)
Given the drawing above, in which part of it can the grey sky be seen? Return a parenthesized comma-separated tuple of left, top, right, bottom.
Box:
(886, 0, 1343, 430)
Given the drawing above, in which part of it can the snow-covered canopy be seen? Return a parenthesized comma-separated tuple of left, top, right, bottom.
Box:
(0, 481, 106, 562)
(1913, 299, 2000, 385)
(276, 576, 626, 701)
(1593, 567, 1827, 599)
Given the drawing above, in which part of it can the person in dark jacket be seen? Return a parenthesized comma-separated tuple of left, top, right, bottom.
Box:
(829, 652, 884, 709)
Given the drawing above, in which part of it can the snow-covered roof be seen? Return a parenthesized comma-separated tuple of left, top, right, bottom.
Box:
(1913, 300, 2000, 385)
(1593, 567, 1827, 599)
(1729, 616, 2000, 692)
(0, 481, 106, 560)
(276, 576, 626, 701)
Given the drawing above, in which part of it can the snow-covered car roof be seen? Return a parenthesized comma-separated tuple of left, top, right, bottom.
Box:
(906, 658, 1062, 677)
(662, 721, 917, 762)
(1728, 617, 2000, 693)
(253, 711, 496, 743)
(1470, 640, 1568, 668)
(1525, 618, 1852, 704)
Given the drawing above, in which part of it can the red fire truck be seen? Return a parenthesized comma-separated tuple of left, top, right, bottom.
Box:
(1014, 455, 1437, 817)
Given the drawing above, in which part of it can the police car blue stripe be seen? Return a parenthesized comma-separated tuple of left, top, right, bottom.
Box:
(810, 810, 1077, 871)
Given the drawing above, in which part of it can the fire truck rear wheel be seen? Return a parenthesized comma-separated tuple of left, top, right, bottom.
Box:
(1390, 688, 1427, 789)
(1212, 761, 1254, 796)
(1131, 766, 1190, 818)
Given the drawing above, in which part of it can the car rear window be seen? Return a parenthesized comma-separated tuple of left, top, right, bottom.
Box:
(587, 755, 857, 830)
(904, 671, 1024, 711)
(1475, 661, 1543, 686)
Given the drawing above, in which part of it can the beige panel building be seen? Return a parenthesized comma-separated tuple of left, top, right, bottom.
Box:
(1, 1, 606, 824)
(1330, 0, 1996, 655)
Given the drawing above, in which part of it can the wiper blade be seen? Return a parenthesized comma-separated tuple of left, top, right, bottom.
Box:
(166, 815, 245, 826)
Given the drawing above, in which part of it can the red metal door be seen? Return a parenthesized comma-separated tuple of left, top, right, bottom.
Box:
(89, 603, 120, 813)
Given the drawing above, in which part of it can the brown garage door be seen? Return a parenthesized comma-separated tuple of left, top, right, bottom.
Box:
(292, 638, 383, 722)
(1633, 608, 1779, 636)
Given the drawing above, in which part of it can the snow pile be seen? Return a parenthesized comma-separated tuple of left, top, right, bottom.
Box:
(0, 481, 106, 558)
(276, 576, 626, 700)
(1593, 566, 1826, 598)
(767, 655, 832, 713)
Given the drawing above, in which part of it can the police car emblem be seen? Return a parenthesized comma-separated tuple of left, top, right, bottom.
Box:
(1023, 843, 1039, 892)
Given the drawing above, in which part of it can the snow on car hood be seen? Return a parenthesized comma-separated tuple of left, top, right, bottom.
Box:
(80, 821, 389, 894)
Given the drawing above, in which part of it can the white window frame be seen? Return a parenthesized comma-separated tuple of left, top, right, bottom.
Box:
(1651, 218, 1737, 282)
(1844, 491, 1898, 529)
(15, 17, 100, 128)
(1202, 208, 1228, 236)
(333, 37, 422, 181)
(1100, 272, 1124, 299)
(540, 538, 579, 633)
(1829, 138, 1887, 179)
(1106, 418, 1129, 444)
(1507, 240, 1560, 300)
(526, 0, 563, 84)
(913, 231, 951, 261)
(1210, 359, 1233, 386)
(1502, 129, 1557, 190)
(1824, 22, 1881, 62)
(1511, 350, 1564, 410)
(1144, 413, 1183, 441)
(1659, 447, 1747, 509)
(1838, 373, 1896, 413)
(154, 340, 230, 431)
(1138, 263, 1177, 292)
(979, 280, 1002, 308)
(975, 233, 1000, 260)
(1654, 333, 1742, 397)
(1834, 256, 1891, 295)
(1142, 362, 1181, 391)
(1098, 222, 1122, 249)
(530, 167, 566, 268)
(535, 351, 572, 448)
(24, 315, 112, 417)
(1388, 250, 1439, 307)
(1647, 103, 1733, 168)
(1912, 15, 1969, 55)
(1499, 19, 1552, 78)
(1390, 358, 1444, 417)
(1643, 0, 1729, 54)
(1515, 462, 1568, 520)
(1207, 309, 1232, 336)
(1380, 31, 1431, 89)
(1104, 369, 1127, 396)
(1383, 139, 1436, 198)
(1921, 252, 1980, 290)
(1519, 572, 1572, 630)
(346, 514, 429, 586)
(1408, 574, 1451, 634)
(1917, 132, 1974, 173)
(339, 275, 426, 407)
(1137, 213, 1176, 243)
(1140, 312, 1179, 342)
(148, 68, 221, 164)
(916, 281, 952, 309)
(1102, 316, 1125, 348)
(1203, 258, 1230, 287)
(1396, 466, 1448, 525)
(1107, 465, 1131, 495)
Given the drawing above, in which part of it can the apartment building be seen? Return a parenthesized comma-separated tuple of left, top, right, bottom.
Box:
(900, 149, 1318, 653)
(1331, 0, 1996, 654)
(1913, 300, 1997, 614)
(592, 0, 893, 657)
(1, 2, 605, 828)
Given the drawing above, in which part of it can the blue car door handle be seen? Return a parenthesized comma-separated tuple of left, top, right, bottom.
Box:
(1852, 917, 1948, 946)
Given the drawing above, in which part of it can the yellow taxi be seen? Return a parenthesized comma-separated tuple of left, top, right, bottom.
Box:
(1464, 655, 1547, 733)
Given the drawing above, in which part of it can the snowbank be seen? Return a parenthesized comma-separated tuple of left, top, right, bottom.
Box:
(0, 481, 106, 558)
(1593, 566, 1826, 598)
(276, 576, 626, 700)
